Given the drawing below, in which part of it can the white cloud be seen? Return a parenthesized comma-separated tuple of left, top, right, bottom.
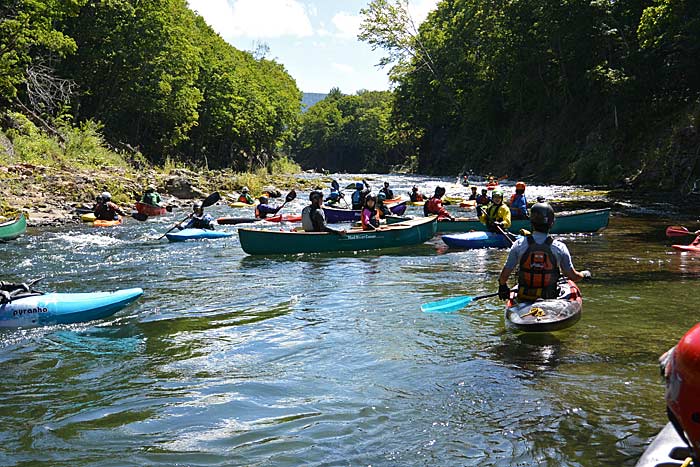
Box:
(188, 0, 313, 39)
(332, 63, 355, 74)
(409, 0, 440, 24)
(331, 11, 362, 39)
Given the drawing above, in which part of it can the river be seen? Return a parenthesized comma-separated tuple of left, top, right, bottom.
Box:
(1, 174, 698, 466)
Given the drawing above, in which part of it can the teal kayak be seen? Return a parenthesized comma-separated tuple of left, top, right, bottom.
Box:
(165, 229, 233, 242)
(0, 214, 27, 241)
(0, 288, 143, 328)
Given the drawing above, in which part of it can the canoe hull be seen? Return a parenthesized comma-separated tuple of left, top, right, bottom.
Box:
(0, 288, 143, 328)
(0, 214, 27, 241)
(238, 216, 437, 255)
(165, 229, 233, 242)
(505, 280, 582, 332)
(324, 203, 407, 223)
(442, 231, 513, 249)
(390, 208, 610, 233)
(135, 202, 166, 216)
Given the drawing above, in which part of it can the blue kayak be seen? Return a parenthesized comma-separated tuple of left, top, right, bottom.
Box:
(0, 288, 143, 328)
(165, 229, 233, 242)
(442, 231, 515, 249)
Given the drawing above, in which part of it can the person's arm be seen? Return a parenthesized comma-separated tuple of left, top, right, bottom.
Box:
(500, 205, 512, 229)
(314, 209, 345, 235)
(498, 243, 522, 299)
(110, 202, 128, 216)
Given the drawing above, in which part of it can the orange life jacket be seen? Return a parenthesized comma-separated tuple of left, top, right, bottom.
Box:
(518, 235, 560, 300)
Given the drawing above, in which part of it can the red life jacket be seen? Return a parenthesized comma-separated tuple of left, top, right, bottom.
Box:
(518, 235, 560, 300)
(425, 197, 448, 219)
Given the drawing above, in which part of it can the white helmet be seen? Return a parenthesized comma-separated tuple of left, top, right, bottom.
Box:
(101, 191, 111, 201)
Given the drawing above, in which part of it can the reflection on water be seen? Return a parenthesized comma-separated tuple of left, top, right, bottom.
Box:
(0, 178, 697, 466)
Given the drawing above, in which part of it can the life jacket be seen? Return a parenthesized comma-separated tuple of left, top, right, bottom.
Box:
(301, 206, 314, 231)
(238, 194, 251, 204)
(518, 235, 560, 300)
(94, 202, 117, 221)
(189, 215, 213, 230)
(142, 192, 159, 206)
(410, 192, 423, 202)
(362, 207, 380, 229)
(486, 203, 505, 223)
(351, 190, 363, 208)
(476, 194, 490, 205)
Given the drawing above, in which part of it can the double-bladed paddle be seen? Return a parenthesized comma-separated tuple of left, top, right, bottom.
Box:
(421, 292, 499, 313)
(158, 192, 221, 239)
(494, 223, 516, 246)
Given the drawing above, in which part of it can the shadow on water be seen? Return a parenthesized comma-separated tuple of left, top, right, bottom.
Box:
(489, 332, 566, 375)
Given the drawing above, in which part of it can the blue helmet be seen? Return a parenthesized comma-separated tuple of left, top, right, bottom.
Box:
(377, 192, 387, 201)
(355, 182, 363, 190)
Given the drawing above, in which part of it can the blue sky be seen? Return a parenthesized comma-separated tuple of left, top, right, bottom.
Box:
(187, 0, 438, 94)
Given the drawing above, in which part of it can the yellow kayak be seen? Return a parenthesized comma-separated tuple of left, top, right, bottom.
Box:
(444, 196, 464, 205)
(407, 201, 425, 206)
(81, 213, 96, 222)
(229, 201, 258, 208)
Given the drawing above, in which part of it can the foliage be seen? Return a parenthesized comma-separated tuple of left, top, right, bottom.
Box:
(293, 89, 418, 172)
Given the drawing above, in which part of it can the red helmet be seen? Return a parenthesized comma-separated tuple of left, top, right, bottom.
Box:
(666, 323, 700, 456)
(516, 181, 526, 190)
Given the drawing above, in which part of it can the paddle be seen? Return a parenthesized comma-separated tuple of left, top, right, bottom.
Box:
(421, 292, 499, 313)
(132, 212, 149, 222)
(158, 192, 220, 239)
(494, 223, 516, 246)
(666, 225, 700, 238)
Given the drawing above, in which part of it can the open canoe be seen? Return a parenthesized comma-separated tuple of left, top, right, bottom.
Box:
(238, 216, 437, 255)
(135, 202, 167, 216)
(387, 208, 610, 234)
(505, 280, 582, 332)
(634, 423, 690, 467)
(0, 288, 143, 328)
(442, 231, 515, 249)
(165, 229, 233, 242)
(0, 214, 27, 241)
(324, 202, 407, 223)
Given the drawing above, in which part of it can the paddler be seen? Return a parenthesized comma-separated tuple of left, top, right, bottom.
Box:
(325, 186, 342, 205)
(476, 188, 490, 205)
(93, 192, 128, 221)
(468, 186, 478, 201)
(477, 188, 511, 232)
(255, 196, 282, 219)
(361, 194, 381, 230)
(376, 192, 392, 218)
(496, 202, 591, 301)
(409, 186, 424, 202)
(351, 181, 370, 210)
(237, 186, 255, 205)
(508, 181, 529, 220)
(423, 186, 454, 221)
(301, 191, 346, 235)
(660, 323, 700, 465)
(179, 202, 215, 230)
(379, 181, 394, 199)
(140, 184, 162, 207)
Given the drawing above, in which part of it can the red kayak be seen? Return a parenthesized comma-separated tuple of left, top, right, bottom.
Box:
(264, 215, 302, 223)
(135, 202, 166, 216)
(672, 244, 700, 252)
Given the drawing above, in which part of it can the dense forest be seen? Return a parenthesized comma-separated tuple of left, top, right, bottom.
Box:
(0, 0, 301, 171)
(2, 0, 699, 190)
(356, 0, 700, 189)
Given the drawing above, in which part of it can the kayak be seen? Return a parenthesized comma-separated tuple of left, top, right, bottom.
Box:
(0, 214, 27, 241)
(459, 200, 477, 208)
(264, 214, 302, 223)
(216, 217, 258, 225)
(407, 201, 425, 206)
(324, 202, 408, 223)
(505, 280, 582, 332)
(442, 231, 515, 249)
(229, 201, 257, 208)
(165, 228, 233, 242)
(0, 288, 143, 328)
(443, 196, 463, 205)
(238, 216, 437, 255)
(93, 216, 122, 227)
(672, 242, 700, 252)
(81, 213, 96, 222)
(386, 208, 611, 234)
(135, 201, 167, 216)
(634, 423, 689, 467)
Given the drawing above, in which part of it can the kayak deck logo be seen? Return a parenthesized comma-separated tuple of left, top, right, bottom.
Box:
(9, 307, 49, 317)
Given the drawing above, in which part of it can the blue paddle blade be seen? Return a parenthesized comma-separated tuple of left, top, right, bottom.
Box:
(421, 295, 474, 313)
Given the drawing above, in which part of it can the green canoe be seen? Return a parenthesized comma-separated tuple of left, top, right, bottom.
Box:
(238, 216, 438, 255)
(388, 208, 610, 234)
(0, 214, 27, 241)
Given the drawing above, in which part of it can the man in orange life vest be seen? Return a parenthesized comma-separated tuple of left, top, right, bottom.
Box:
(424, 186, 454, 221)
(497, 203, 590, 301)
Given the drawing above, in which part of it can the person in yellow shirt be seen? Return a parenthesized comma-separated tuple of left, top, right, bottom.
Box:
(477, 188, 511, 232)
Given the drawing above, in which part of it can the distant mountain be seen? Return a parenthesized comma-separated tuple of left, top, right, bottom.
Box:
(302, 93, 327, 111)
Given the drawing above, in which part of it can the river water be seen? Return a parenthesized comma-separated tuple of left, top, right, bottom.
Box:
(1, 174, 698, 466)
